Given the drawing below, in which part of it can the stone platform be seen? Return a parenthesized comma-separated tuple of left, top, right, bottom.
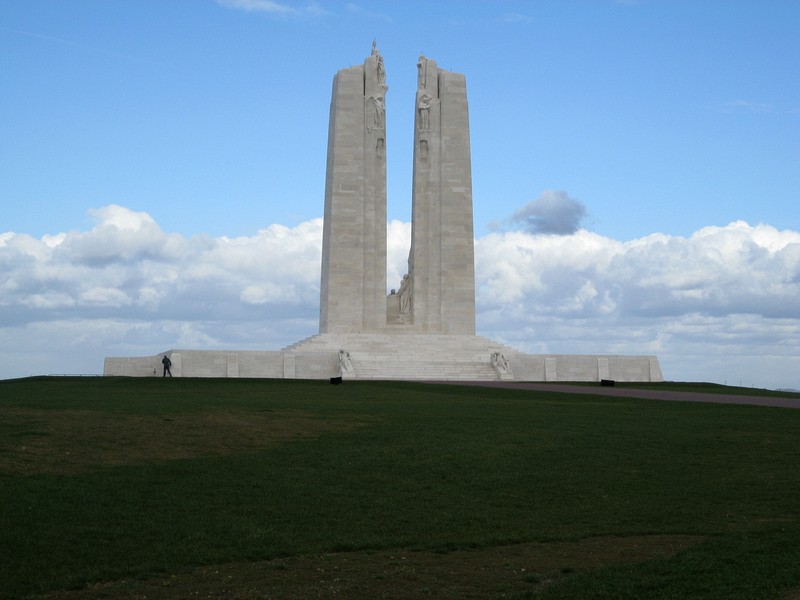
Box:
(104, 333, 663, 382)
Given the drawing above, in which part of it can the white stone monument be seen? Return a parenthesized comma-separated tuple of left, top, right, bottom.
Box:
(320, 43, 388, 334)
(104, 45, 664, 383)
(406, 55, 476, 335)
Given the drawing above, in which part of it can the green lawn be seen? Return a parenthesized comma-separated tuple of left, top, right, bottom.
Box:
(1, 376, 799, 599)
(543, 380, 800, 398)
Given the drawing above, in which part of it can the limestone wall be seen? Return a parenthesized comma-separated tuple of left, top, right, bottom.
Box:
(103, 356, 163, 377)
(508, 353, 662, 382)
(104, 343, 662, 383)
(105, 350, 285, 378)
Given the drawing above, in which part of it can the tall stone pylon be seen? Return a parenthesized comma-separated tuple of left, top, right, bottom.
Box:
(406, 55, 476, 334)
(319, 42, 388, 333)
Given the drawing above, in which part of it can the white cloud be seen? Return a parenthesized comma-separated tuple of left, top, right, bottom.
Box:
(718, 99, 773, 114)
(502, 13, 533, 24)
(0, 205, 322, 326)
(87, 204, 155, 231)
(216, 0, 297, 14)
(387, 219, 412, 292)
(78, 287, 132, 306)
(475, 220, 800, 388)
(1, 205, 799, 388)
(477, 220, 800, 320)
(215, 0, 327, 17)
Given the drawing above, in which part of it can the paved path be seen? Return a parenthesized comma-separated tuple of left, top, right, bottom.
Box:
(428, 381, 800, 410)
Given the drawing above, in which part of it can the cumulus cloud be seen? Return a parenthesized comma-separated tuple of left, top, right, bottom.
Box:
(1, 205, 799, 388)
(495, 190, 588, 235)
(0, 204, 322, 328)
(476, 220, 800, 320)
(475, 220, 800, 388)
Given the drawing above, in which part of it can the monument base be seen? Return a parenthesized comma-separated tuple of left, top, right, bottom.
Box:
(104, 333, 663, 382)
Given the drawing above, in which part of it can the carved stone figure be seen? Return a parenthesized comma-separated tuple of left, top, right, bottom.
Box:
(338, 349, 354, 374)
(371, 40, 387, 89)
(419, 139, 428, 160)
(398, 273, 412, 315)
(417, 93, 431, 131)
(368, 95, 385, 131)
(491, 352, 511, 375)
(377, 54, 386, 86)
(417, 54, 427, 89)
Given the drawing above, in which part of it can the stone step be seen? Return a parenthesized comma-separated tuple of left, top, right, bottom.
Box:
(280, 332, 516, 381)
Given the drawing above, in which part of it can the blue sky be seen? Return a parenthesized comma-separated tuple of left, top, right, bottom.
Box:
(1, 1, 799, 388)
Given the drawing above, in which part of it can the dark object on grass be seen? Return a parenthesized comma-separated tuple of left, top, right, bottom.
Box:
(601, 379, 615, 387)
(330, 376, 343, 385)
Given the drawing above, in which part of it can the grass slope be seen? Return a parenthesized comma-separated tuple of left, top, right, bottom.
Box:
(1, 377, 799, 599)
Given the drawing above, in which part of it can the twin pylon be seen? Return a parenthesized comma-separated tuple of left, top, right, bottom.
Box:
(320, 45, 476, 336)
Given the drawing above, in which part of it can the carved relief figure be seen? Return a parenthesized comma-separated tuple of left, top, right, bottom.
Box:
(398, 273, 412, 315)
(367, 95, 385, 131)
(419, 139, 428, 160)
(338, 349, 354, 374)
(491, 352, 511, 375)
(417, 93, 431, 131)
(417, 54, 427, 89)
(371, 40, 387, 90)
(377, 54, 386, 87)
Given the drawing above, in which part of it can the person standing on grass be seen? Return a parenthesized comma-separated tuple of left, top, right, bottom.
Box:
(161, 355, 172, 377)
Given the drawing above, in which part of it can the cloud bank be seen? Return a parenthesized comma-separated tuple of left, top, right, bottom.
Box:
(1, 205, 799, 388)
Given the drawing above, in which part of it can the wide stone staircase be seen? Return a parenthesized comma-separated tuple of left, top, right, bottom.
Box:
(281, 332, 519, 380)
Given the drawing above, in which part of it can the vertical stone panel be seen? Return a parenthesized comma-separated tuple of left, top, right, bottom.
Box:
(283, 354, 296, 378)
(170, 352, 182, 377)
(226, 353, 239, 378)
(598, 357, 610, 380)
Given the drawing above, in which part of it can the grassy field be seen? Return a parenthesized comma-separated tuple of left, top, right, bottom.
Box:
(1, 376, 799, 599)
(556, 380, 800, 397)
